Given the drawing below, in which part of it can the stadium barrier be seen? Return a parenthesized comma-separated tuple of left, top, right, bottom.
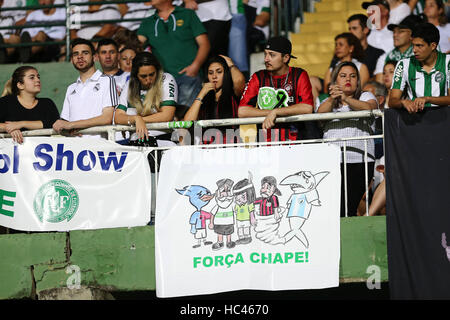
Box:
(0, 110, 384, 223)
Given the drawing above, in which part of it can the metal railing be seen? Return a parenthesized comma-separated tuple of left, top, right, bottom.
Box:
(0, 110, 384, 220)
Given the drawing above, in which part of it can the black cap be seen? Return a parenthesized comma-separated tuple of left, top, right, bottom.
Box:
(265, 36, 297, 59)
(261, 176, 281, 196)
(362, 0, 390, 10)
(387, 14, 426, 31)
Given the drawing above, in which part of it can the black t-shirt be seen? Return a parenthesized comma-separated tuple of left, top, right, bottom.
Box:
(364, 44, 385, 77)
(0, 95, 60, 129)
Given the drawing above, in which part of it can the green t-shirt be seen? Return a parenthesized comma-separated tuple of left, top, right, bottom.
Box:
(391, 51, 450, 107)
(137, 6, 207, 78)
(385, 45, 414, 63)
(235, 203, 254, 221)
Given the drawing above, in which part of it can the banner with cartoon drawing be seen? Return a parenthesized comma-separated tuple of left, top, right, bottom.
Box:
(0, 137, 151, 231)
(155, 144, 341, 298)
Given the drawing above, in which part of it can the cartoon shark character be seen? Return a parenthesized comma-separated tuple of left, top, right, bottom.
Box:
(176, 185, 215, 248)
(280, 171, 329, 248)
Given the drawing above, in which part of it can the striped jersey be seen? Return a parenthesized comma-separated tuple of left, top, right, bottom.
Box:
(391, 52, 450, 107)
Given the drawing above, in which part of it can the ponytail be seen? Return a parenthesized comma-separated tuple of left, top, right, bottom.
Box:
(1, 78, 13, 97)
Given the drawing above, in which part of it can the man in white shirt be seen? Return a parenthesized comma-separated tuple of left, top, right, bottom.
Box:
(97, 38, 130, 96)
(362, 0, 395, 53)
(53, 38, 118, 137)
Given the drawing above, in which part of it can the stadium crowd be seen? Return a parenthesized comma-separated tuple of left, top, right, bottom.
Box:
(1, 0, 450, 217)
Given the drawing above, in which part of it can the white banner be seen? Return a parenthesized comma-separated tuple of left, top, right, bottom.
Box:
(155, 144, 341, 298)
(0, 137, 151, 231)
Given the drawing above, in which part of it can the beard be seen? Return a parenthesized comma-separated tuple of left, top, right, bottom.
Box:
(216, 196, 233, 208)
(74, 59, 95, 73)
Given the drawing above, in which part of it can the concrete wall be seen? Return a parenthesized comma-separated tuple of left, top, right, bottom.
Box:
(0, 62, 91, 113)
(0, 216, 387, 300)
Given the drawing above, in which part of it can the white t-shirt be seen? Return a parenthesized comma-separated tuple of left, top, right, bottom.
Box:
(119, 2, 155, 31)
(0, 0, 26, 38)
(367, 26, 394, 54)
(194, 0, 232, 22)
(112, 70, 130, 97)
(388, 3, 411, 25)
(116, 73, 178, 145)
(437, 24, 450, 53)
(321, 91, 378, 163)
(61, 69, 118, 122)
(75, 3, 121, 39)
(22, 8, 66, 40)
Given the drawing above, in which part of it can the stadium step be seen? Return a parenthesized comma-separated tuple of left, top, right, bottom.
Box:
(290, 0, 366, 77)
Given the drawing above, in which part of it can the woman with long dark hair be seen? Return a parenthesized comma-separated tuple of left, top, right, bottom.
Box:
(183, 55, 245, 143)
(114, 51, 177, 146)
(317, 61, 378, 217)
(323, 33, 370, 93)
(0, 66, 59, 144)
(184, 55, 245, 120)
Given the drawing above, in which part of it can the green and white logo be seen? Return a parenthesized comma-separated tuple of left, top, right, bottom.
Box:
(33, 179, 79, 223)
(257, 87, 289, 110)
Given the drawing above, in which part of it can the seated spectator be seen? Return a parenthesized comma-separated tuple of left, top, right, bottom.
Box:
(137, 0, 210, 107)
(319, 33, 369, 96)
(112, 28, 142, 52)
(0, 0, 29, 63)
(424, 0, 450, 53)
(317, 61, 378, 217)
(117, 1, 155, 32)
(97, 38, 129, 96)
(238, 36, 315, 141)
(119, 46, 136, 73)
(388, 0, 411, 24)
(347, 14, 385, 78)
(53, 38, 118, 138)
(185, 55, 245, 121)
(183, 55, 245, 144)
(368, 156, 386, 216)
(362, 0, 394, 53)
(0, 66, 60, 144)
(382, 60, 396, 107)
(70, 0, 121, 43)
(19, 0, 65, 62)
(114, 52, 177, 147)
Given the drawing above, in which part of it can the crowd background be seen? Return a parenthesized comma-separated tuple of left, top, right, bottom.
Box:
(2, 0, 449, 217)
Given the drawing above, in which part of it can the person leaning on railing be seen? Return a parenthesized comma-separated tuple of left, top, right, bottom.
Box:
(0, 66, 60, 144)
(183, 54, 245, 143)
(317, 61, 378, 217)
(113, 51, 177, 147)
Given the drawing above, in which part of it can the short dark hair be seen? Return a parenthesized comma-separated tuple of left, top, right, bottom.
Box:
(97, 38, 119, 52)
(412, 22, 440, 45)
(347, 14, 368, 30)
(71, 38, 95, 55)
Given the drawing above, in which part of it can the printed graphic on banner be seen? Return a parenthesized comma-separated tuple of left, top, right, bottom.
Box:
(155, 144, 341, 298)
(0, 137, 152, 231)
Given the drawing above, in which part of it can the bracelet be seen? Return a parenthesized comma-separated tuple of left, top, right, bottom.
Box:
(195, 97, 203, 104)
(229, 64, 236, 69)
(127, 118, 134, 126)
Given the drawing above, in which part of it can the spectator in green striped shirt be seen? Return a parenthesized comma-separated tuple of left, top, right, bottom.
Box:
(390, 22, 450, 113)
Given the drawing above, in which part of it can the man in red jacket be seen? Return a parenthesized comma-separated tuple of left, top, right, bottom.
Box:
(238, 36, 314, 141)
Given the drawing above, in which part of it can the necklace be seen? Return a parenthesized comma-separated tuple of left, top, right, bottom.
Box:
(269, 68, 290, 89)
(18, 96, 37, 109)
